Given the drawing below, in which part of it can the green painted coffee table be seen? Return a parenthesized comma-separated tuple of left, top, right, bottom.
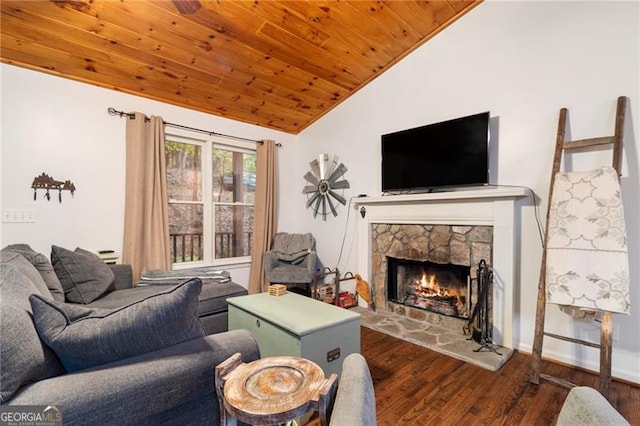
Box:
(227, 291, 361, 377)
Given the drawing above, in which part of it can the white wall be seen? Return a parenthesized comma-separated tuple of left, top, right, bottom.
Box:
(286, 2, 640, 383)
(0, 65, 297, 287)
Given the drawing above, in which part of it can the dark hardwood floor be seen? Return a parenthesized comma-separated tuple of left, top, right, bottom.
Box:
(358, 327, 639, 425)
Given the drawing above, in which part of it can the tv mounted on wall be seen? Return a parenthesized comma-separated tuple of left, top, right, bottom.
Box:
(381, 112, 490, 193)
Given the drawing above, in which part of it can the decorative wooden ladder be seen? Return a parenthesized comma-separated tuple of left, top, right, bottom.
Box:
(530, 96, 628, 400)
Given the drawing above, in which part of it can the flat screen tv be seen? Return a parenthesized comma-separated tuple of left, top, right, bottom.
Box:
(381, 112, 490, 193)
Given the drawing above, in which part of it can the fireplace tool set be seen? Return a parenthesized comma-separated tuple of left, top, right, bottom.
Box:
(464, 259, 502, 355)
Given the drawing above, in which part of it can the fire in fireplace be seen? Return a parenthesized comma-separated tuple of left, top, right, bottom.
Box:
(386, 257, 472, 319)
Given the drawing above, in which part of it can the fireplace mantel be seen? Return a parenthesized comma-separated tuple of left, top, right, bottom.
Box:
(355, 186, 528, 206)
(353, 186, 528, 349)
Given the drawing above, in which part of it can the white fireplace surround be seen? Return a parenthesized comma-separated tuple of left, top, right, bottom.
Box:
(353, 187, 528, 349)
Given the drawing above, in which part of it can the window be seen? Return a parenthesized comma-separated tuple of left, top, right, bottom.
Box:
(212, 146, 255, 260)
(165, 130, 256, 266)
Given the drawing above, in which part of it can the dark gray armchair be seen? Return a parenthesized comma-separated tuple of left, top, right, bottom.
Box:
(264, 233, 317, 291)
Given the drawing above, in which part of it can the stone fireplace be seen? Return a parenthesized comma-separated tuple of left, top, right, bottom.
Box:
(353, 188, 527, 349)
(371, 223, 493, 334)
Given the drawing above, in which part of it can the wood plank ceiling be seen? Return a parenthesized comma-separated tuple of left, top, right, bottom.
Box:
(0, 0, 481, 134)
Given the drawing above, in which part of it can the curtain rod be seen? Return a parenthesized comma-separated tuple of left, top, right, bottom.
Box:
(107, 107, 281, 146)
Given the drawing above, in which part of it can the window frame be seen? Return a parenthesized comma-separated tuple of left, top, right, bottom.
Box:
(166, 127, 256, 269)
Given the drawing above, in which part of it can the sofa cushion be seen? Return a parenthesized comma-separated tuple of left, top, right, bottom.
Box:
(87, 279, 247, 317)
(0, 250, 53, 300)
(197, 279, 248, 316)
(2, 244, 64, 301)
(29, 278, 206, 372)
(51, 245, 115, 304)
(7, 330, 260, 424)
(83, 285, 176, 309)
(83, 280, 246, 335)
(0, 261, 65, 403)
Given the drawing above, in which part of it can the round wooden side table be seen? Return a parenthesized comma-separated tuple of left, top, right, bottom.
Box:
(215, 353, 338, 426)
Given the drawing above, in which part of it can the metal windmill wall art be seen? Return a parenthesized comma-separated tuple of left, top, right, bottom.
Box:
(303, 155, 350, 220)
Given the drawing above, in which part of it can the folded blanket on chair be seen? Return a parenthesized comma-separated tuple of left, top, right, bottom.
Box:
(272, 233, 314, 264)
(546, 166, 630, 314)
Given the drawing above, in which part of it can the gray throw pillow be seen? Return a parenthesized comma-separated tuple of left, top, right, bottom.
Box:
(0, 262, 65, 403)
(2, 244, 64, 301)
(0, 250, 53, 299)
(29, 278, 205, 372)
(51, 245, 115, 304)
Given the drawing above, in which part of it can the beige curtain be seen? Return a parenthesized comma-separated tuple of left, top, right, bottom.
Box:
(248, 140, 278, 294)
(122, 113, 171, 283)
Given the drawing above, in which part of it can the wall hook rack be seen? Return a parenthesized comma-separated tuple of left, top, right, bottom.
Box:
(31, 173, 76, 203)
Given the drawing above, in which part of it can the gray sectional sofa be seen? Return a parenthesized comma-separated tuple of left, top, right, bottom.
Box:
(330, 353, 377, 426)
(84, 265, 248, 335)
(0, 245, 260, 424)
(5, 244, 248, 335)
